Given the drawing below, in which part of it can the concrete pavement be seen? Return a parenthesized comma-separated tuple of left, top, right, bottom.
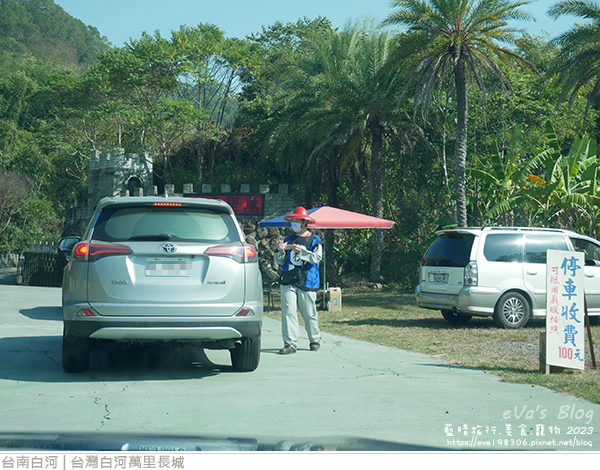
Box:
(0, 281, 599, 451)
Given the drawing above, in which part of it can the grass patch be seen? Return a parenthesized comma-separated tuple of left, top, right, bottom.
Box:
(265, 287, 600, 404)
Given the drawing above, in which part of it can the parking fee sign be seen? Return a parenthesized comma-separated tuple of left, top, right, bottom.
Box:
(545, 250, 585, 370)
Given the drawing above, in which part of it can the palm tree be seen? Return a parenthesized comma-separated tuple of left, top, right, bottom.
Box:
(325, 26, 406, 280)
(549, 0, 600, 119)
(382, 0, 535, 227)
(264, 23, 407, 280)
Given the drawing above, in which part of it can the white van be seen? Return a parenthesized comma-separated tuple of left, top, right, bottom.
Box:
(415, 227, 600, 328)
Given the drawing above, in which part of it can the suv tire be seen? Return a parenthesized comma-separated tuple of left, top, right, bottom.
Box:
(230, 336, 261, 372)
(493, 292, 530, 329)
(441, 309, 472, 325)
(62, 333, 91, 373)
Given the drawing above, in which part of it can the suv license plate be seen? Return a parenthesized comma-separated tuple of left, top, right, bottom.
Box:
(429, 273, 448, 284)
(146, 257, 192, 277)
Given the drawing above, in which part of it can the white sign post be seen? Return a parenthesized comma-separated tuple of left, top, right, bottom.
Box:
(545, 250, 585, 372)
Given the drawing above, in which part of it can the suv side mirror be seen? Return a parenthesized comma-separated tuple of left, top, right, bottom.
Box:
(58, 236, 81, 255)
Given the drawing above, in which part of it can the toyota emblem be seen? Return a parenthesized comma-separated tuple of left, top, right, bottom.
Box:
(160, 243, 177, 254)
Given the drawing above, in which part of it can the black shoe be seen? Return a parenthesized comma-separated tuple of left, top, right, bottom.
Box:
(279, 344, 296, 355)
(310, 342, 320, 351)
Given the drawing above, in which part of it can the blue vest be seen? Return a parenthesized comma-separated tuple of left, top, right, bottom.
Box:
(282, 233, 321, 291)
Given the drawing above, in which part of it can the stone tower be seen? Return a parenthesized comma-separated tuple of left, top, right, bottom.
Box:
(63, 149, 154, 237)
(87, 149, 154, 214)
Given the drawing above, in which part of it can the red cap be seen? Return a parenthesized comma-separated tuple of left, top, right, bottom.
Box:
(284, 207, 315, 224)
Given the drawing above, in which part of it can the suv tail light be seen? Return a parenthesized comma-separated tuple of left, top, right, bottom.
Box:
(465, 261, 478, 286)
(205, 244, 258, 263)
(73, 242, 133, 262)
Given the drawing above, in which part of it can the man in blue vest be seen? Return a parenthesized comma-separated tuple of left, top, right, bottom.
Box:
(274, 207, 323, 355)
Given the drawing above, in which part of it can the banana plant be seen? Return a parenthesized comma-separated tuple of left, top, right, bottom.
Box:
(472, 121, 600, 235)
(542, 121, 600, 235)
(469, 126, 551, 225)
(521, 121, 600, 235)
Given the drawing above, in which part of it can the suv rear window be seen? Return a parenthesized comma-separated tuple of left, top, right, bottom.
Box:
(422, 233, 475, 267)
(91, 206, 240, 243)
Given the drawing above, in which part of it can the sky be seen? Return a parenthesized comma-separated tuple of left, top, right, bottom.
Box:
(53, 0, 581, 47)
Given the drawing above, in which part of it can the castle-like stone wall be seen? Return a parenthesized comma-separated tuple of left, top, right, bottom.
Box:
(164, 182, 298, 220)
(64, 182, 298, 281)
(65, 182, 298, 234)
(63, 150, 301, 281)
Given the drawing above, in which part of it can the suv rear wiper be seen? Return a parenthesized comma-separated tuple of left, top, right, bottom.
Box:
(129, 233, 172, 241)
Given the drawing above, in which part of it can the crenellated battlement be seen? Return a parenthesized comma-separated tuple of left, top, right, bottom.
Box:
(89, 149, 153, 171)
(67, 182, 293, 216)
(160, 182, 289, 197)
(65, 180, 297, 236)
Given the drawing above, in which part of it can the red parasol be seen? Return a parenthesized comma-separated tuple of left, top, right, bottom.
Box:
(259, 205, 394, 229)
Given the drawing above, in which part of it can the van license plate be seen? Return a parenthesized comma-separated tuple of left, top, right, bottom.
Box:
(146, 257, 192, 277)
(429, 273, 448, 284)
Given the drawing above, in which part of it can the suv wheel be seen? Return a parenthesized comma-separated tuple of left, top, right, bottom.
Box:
(441, 309, 472, 325)
(230, 336, 260, 372)
(62, 334, 91, 373)
(494, 292, 530, 329)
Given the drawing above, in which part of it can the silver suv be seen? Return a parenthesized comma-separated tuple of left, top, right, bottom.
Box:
(416, 227, 600, 328)
(61, 196, 263, 372)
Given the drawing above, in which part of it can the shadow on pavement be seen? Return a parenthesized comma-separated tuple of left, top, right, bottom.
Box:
(20, 306, 62, 321)
(0, 335, 238, 383)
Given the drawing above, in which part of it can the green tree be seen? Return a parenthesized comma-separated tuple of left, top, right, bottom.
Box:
(239, 17, 334, 187)
(173, 25, 260, 125)
(260, 23, 406, 280)
(88, 33, 205, 183)
(170, 24, 262, 181)
(81, 26, 263, 185)
(549, 0, 600, 118)
(0, 168, 61, 252)
(382, 0, 535, 227)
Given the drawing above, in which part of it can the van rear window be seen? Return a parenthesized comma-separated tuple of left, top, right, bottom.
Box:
(422, 233, 475, 267)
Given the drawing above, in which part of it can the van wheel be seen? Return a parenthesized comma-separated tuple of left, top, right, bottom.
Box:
(230, 336, 261, 372)
(441, 309, 472, 325)
(494, 292, 530, 329)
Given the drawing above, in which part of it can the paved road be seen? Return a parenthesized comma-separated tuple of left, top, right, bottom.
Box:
(0, 281, 599, 451)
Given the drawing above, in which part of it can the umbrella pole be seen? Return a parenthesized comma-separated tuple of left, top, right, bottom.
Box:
(323, 245, 327, 291)
(322, 244, 327, 310)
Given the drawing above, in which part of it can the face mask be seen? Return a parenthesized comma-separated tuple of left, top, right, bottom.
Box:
(291, 222, 302, 233)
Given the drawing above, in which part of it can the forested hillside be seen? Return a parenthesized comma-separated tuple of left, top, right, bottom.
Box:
(0, 0, 110, 256)
(0, 0, 109, 68)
